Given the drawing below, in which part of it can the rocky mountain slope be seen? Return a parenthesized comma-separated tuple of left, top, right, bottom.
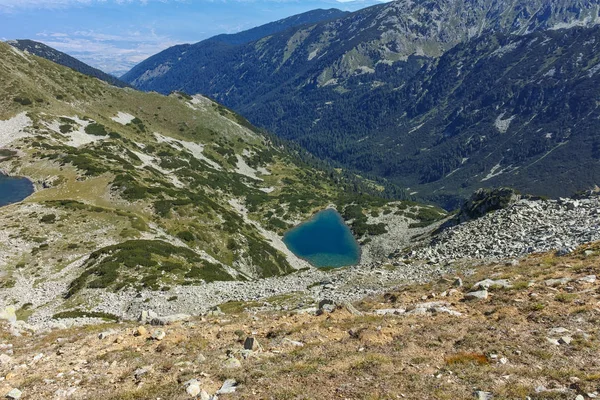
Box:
(0, 42, 448, 328)
(7, 40, 129, 88)
(1, 243, 599, 399)
(122, 0, 600, 207)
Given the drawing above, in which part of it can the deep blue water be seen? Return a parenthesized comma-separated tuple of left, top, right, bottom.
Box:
(0, 175, 34, 207)
(283, 208, 361, 268)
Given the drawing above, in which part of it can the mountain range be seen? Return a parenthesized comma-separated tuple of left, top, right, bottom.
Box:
(122, 0, 600, 207)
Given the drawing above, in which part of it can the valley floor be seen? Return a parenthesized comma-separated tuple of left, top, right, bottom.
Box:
(1, 243, 599, 399)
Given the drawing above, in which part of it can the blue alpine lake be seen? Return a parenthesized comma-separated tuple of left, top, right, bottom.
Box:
(0, 175, 34, 207)
(283, 208, 361, 268)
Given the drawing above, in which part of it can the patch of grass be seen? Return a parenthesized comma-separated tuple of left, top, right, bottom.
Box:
(52, 310, 119, 321)
(555, 293, 576, 303)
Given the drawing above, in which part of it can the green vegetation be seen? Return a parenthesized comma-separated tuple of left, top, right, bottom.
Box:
(13, 96, 32, 106)
(66, 240, 234, 297)
(40, 214, 57, 224)
(85, 122, 108, 136)
(52, 310, 120, 321)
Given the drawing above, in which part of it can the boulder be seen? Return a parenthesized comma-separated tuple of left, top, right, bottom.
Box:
(216, 379, 237, 395)
(342, 302, 363, 316)
(151, 330, 166, 341)
(134, 326, 147, 337)
(578, 275, 596, 284)
(243, 337, 262, 352)
(464, 290, 489, 300)
(185, 379, 201, 397)
(5, 389, 22, 400)
(471, 279, 511, 290)
(138, 310, 157, 324)
(474, 391, 493, 400)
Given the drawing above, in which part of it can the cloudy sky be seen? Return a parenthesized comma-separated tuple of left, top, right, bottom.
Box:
(0, 0, 390, 77)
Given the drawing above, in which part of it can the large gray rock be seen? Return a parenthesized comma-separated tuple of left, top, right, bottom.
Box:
(471, 279, 511, 290)
(464, 290, 489, 300)
(5, 388, 22, 400)
(216, 379, 237, 395)
(138, 310, 158, 324)
(243, 337, 262, 351)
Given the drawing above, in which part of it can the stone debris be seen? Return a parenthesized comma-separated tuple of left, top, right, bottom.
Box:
(150, 314, 191, 326)
(410, 195, 600, 262)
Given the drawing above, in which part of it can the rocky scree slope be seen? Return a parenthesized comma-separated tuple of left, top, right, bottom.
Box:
(7, 39, 129, 88)
(0, 42, 443, 328)
(1, 243, 599, 399)
(122, 0, 600, 207)
(409, 192, 600, 262)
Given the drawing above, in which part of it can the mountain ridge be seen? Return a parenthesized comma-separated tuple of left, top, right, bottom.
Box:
(121, 0, 600, 207)
(7, 39, 130, 88)
(120, 8, 349, 85)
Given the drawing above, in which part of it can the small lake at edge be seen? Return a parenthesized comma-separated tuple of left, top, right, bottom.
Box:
(0, 175, 34, 207)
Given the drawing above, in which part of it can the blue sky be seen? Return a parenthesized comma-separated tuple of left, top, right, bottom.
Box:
(0, 0, 390, 76)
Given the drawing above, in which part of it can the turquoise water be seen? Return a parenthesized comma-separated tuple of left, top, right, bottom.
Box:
(0, 175, 34, 207)
(283, 208, 361, 268)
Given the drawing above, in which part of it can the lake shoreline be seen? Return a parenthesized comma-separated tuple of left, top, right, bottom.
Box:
(283, 208, 362, 268)
(0, 170, 35, 207)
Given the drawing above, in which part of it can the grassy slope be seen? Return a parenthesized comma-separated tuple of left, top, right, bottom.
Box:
(2, 243, 599, 399)
(0, 42, 445, 304)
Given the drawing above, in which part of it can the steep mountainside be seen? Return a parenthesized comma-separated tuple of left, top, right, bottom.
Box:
(121, 8, 348, 86)
(122, 0, 600, 207)
(8, 39, 129, 88)
(209, 8, 349, 46)
(0, 42, 445, 325)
